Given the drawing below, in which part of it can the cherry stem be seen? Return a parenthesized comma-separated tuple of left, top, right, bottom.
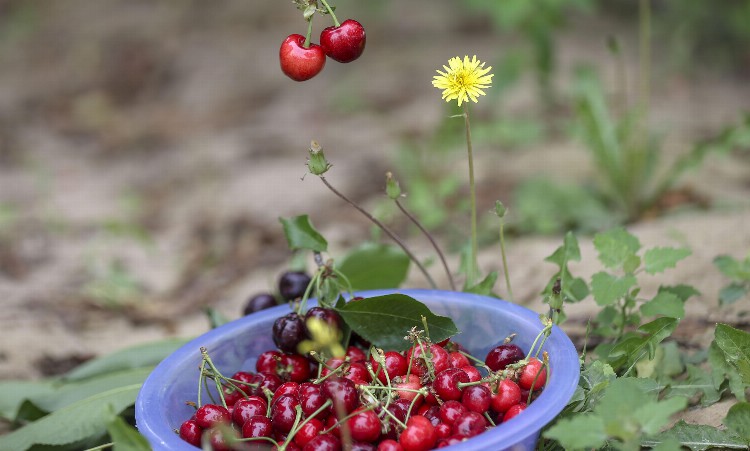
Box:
(319, 0, 340, 27)
(197, 359, 207, 407)
(395, 198, 456, 291)
(458, 350, 492, 373)
(319, 176, 438, 289)
(304, 15, 314, 48)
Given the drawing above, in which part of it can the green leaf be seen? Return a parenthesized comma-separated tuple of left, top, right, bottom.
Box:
(658, 284, 701, 302)
(337, 243, 410, 290)
(593, 227, 641, 270)
(63, 337, 191, 381)
(591, 272, 637, 306)
(714, 255, 750, 280)
(545, 231, 582, 266)
(663, 364, 720, 407)
(0, 381, 56, 420)
(634, 396, 687, 435)
(0, 384, 141, 451)
(643, 247, 691, 275)
(708, 341, 747, 401)
(464, 271, 498, 296)
(714, 323, 750, 385)
(543, 414, 607, 450)
(32, 368, 152, 413)
(640, 292, 684, 318)
(725, 402, 750, 445)
(107, 415, 151, 451)
(609, 317, 679, 365)
(278, 215, 328, 252)
(334, 294, 459, 352)
(642, 420, 748, 451)
(719, 283, 748, 306)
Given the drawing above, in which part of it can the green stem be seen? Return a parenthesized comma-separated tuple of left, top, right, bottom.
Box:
(319, 176, 438, 289)
(498, 220, 513, 302)
(319, 0, 340, 27)
(304, 16, 314, 48)
(395, 198, 456, 290)
(638, 0, 651, 122)
(83, 444, 113, 451)
(463, 103, 479, 286)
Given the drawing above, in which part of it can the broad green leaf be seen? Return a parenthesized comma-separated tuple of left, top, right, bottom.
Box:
(0, 381, 56, 420)
(640, 292, 684, 318)
(719, 283, 748, 306)
(593, 227, 641, 269)
(107, 415, 151, 451)
(633, 396, 687, 435)
(334, 294, 458, 351)
(278, 215, 327, 252)
(337, 243, 409, 290)
(63, 337, 190, 381)
(643, 247, 691, 275)
(32, 367, 152, 413)
(708, 342, 747, 401)
(649, 438, 684, 451)
(725, 402, 750, 445)
(642, 420, 747, 451)
(591, 272, 637, 306)
(714, 255, 750, 280)
(609, 318, 679, 364)
(714, 323, 750, 385)
(543, 414, 606, 450)
(0, 384, 141, 451)
(465, 271, 498, 296)
(663, 364, 720, 407)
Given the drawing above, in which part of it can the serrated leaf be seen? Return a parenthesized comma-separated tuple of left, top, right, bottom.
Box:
(658, 284, 701, 302)
(593, 227, 641, 269)
(107, 415, 151, 451)
(640, 292, 684, 318)
(714, 323, 750, 385)
(0, 384, 141, 451)
(543, 414, 607, 450)
(278, 215, 327, 253)
(0, 380, 56, 420)
(642, 420, 748, 451)
(337, 243, 409, 290)
(465, 271, 498, 296)
(719, 283, 748, 306)
(609, 318, 679, 365)
(725, 402, 750, 444)
(634, 396, 687, 435)
(663, 364, 720, 407)
(63, 337, 190, 381)
(644, 247, 691, 274)
(591, 272, 637, 306)
(334, 294, 458, 351)
(708, 342, 747, 401)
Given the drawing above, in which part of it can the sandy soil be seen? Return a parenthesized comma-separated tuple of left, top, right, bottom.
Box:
(0, 0, 749, 429)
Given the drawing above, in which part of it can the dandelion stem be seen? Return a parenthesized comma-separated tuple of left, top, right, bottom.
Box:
(318, 176, 437, 289)
(395, 198, 455, 291)
(463, 103, 479, 286)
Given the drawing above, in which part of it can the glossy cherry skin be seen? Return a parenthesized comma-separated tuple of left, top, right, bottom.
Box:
(485, 343, 525, 372)
(461, 384, 491, 413)
(370, 351, 408, 384)
(519, 357, 547, 390)
(279, 270, 313, 300)
(377, 439, 404, 451)
(194, 404, 231, 429)
(242, 415, 273, 439)
(273, 313, 306, 353)
(432, 368, 469, 401)
(303, 433, 341, 451)
(243, 293, 277, 315)
(233, 396, 268, 426)
(279, 35, 326, 82)
(438, 400, 467, 426)
(179, 419, 202, 447)
(294, 417, 325, 447)
(452, 411, 486, 438)
(490, 379, 522, 413)
(319, 19, 366, 63)
(399, 415, 437, 451)
(321, 377, 359, 414)
(272, 394, 301, 433)
(503, 402, 527, 421)
(348, 408, 382, 443)
(407, 344, 450, 377)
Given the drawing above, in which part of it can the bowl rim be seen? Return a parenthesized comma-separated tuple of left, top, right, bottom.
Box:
(135, 289, 580, 450)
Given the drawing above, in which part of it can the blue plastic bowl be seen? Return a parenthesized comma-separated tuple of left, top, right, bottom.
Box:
(135, 289, 580, 450)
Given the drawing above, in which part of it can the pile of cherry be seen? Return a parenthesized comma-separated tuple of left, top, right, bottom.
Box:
(177, 307, 547, 450)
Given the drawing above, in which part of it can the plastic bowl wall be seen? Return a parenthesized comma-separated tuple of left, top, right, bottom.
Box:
(135, 289, 580, 450)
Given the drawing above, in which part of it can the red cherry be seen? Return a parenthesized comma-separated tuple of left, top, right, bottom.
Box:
(448, 351, 470, 369)
(399, 415, 437, 451)
(460, 365, 482, 383)
(302, 433, 341, 451)
(438, 400, 467, 426)
(370, 351, 408, 384)
(194, 404, 231, 429)
(503, 402, 527, 421)
(519, 357, 547, 390)
(280, 353, 312, 383)
(294, 417, 325, 447)
(490, 379, 522, 413)
(179, 419, 202, 447)
(242, 415, 273, 439)
(377, 439, 404, 451)
(348, 408, 382, 443)
(452, 411, 486, 438)
(319, 19, 366, 63)
(256, 351, 282, 374)
(233, 396, 269, 426)
(485, 343, 525, 372)
(392, 374, 424, 406)
(346, 346, 367, 363)
(407, 344, 450, 377)
(279, 34, 326, 82)
(432, 368, 469, 401)
(461, 385, 491, 413)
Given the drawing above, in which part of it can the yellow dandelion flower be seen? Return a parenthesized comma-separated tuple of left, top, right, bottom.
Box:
(432, 55, 493, 106)
(298, 317, 345, 358)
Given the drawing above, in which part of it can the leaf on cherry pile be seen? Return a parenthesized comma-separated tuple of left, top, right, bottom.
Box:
(334, 294, 458, 352)
(337, 243, 410, 290)
(641, 420, 748, 451)
(279, 214, 328, 252)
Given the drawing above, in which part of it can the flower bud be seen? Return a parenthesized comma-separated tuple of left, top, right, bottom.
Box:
(385, 172, 401, 200)
(494, 200, 507, 218)
(307, 140, 331, 176)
